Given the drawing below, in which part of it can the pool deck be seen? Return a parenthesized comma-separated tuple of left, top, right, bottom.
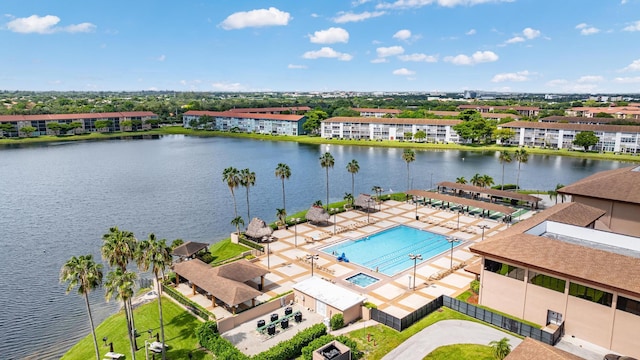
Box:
(251, 199, 531, 319)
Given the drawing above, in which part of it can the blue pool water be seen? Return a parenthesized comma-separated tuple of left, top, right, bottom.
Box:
(346, 273, 380, 287)
(323, 225, 455, 276)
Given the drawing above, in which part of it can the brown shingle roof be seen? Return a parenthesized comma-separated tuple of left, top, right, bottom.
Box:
(210, 259, 269, 283)
(470, 232, 640, 296)
(353, 108, 401, 114)
(506, 337, 583, 360)
(226, 106, 311, 113)
(558, 166, 640, 204)
(323, 117, 462, 125)
(172, 241, 209, 257)
(406, 189, 515, 214)
(436, 182, 541, 204)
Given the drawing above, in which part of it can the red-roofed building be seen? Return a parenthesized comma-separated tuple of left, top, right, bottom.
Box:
(226, 106, 310, 115)
(352, 108, 401, 118)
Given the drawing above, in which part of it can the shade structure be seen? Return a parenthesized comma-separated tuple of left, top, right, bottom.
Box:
(245, 217, 274, 240)
(306, 205, 330, 224)
(172, 241, 209, 258)
(354, 193, 375, 211)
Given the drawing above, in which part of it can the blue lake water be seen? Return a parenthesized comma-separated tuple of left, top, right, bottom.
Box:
(0, 135, 632, 359)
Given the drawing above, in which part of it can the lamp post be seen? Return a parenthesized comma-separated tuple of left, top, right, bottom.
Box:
(457, 208, 462, 230)
(447, 237, 460, 270)
(306, 254, 319, 277)
(415, 197, 419, 220)
(293, 217, 300, 247)
(478, 224, 490, 242)
(331, 208, 339, 234)
(408, 254, 422, 290)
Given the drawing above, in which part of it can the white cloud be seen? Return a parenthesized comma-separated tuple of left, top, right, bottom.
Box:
(621, 0, 628, 4)
(288, 64, 308, 69)
(623, 20, 640, 32)
(376, 45, 405, 57)
(522, 27, 540, 39)
(302, 47, 353, 61)
(466, 29, 476, 35)
(506, 36, 525, 44)
(6, 14, 96, 34)
(444, 50, 498, 65)
(546, 79, 568, 87)
(156, 55, 166, 62)
(622, 59, 640, 72)
(393, 29, 412, 40)
(310, 13, 319, 18)
(577, 75, 604, 83)
(220, 7, 291, 30)
(309, 27, 349, 44)
(575, 23, 600, 35)
(398, 53, 438, 62)
(393, 68, 415, 76)
(377, 0, 513, 9)
(371, 58, 388, 63)
(613, 76, 640, 83)
(491, 70, 531, 82)
(333, 11, 385, 23)
(211, 82, 246, 91)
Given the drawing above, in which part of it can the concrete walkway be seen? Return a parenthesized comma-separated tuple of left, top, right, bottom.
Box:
(381, 320, 522, 360)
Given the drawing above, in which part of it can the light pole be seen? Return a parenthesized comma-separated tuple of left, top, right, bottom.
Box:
(457, 208, 462, 230)
(306, 254, 319, 277)
(331, 208, 339, 234)
(293, 218, 300, 247)
(447, 237, 460, 270)
(408, 254, 422, 290)
(415, 196, 419, 220)
(478, 224, 490, 242)
(263, 236, 271, 269)
(367, 198, 373, 223)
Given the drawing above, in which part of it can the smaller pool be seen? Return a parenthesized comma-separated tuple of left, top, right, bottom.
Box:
(346, 273, 379, 287)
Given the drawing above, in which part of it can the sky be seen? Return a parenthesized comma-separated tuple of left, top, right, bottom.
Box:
(2, 0, 640, 93)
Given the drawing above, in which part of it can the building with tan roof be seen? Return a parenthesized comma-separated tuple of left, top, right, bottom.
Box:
(558, 166, 640, 237)
(182, 110, 307, 136)
(321, 117, 461, 142)
(505, 337, 583, 360)
(458, 104, 540, 117)
(352, 108, 401, 118)
(470, 187, 640, 357)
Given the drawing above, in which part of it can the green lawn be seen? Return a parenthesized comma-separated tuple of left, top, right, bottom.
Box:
(209, 239, 250, 264)
(62, 298, 212, 360)
(423, 344, 493, 360)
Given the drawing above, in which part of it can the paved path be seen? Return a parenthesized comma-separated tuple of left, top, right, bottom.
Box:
(381, 320, 522, 360)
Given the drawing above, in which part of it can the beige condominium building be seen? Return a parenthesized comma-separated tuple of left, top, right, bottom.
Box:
(321, 117, 462, 142)
(469, 166, 640, 357)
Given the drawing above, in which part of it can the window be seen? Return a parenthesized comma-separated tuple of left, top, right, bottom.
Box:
(569, 282, 612, 307)
(484, 259, 525, 281)
(528, 270, 565, 293)
(617, 296, 640, 316)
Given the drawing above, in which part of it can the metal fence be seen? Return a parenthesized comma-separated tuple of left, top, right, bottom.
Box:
(370, 295, 564, 345)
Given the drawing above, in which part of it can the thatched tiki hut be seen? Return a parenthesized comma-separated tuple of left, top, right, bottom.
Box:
(306, 205, 330, 225)
(354, 194, 376, 212)
(245, 217, 274, 242)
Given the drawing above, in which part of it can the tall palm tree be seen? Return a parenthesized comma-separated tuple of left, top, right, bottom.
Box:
(274, 163, 291, 212)
(489, 337, 511, 360)
(402, 149, 416, 190)
(498, 151, 512, 190)
(231, 216, 244, 234)
(222, 167, 240, 219)
(319, 152, 335, 211)
(276, 208, 287, 226)
(481, 174, 494, 188)
(105, 268, 138, 360)
(456, 176, 467, 184)
(344, 193, 354, 206)
(514, 149, 528, 190)
(470, 173, 482, 187)
(548, 183, 566, 204)
(346, 159, 359, 198)
(239, 168, 256, 221)
(137, 234, 172, 360)
(60, 255, 103, 360)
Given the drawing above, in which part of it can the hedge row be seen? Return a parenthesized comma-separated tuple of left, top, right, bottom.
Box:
(301, 334, 362, 360)
(251, 323, 327, 360)
(195, 321, 249, 360)
(162, 284, 213, 320)
(239, 237, 264, 251)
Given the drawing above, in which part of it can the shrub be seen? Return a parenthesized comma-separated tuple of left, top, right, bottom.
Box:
(195, 321, 248, 359)
(301, 334, 335, 360)
(199, 252, 214, 263)
(253, 323, 327, 360)
(363, 302, 377, 309)
(330, 313, 344, 330)
(470, 279, 480, 294)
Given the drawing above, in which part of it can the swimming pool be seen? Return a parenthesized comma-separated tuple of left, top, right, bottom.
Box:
(346, 273, 380, 287)
(322, 225, 456, 276)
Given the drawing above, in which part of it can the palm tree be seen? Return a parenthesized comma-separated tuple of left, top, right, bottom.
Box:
(498, 151, 512, 190)
(276, 208, 287, 227)
(402, 149, 416, 190)
(470, 173, 482, 187)
(60, 255, 103, 360)
(274, 163, 291, 212)
(513, 149, 528, 190)
(222, 166, 240, 219)
(346, 159, 359, 198)
(371, 185, 383, 200)
(319, 152, 335, 211)
(344, 193, 354, 207)
(231, 216, 244, 234)
(548, 183, 566, 204)
(239, 168, 256, 221)
(481, 174, 494, 188)
(105, 268, 138, 360)
(137, 234, 172, 360)
(489, 337, 511, 360)
(456, 176, 467, 184)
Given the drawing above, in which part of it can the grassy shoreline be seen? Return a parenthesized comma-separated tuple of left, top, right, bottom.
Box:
(2, 126, 639, 163)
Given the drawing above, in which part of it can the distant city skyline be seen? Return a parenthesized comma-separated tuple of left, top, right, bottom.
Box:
(2, 0, 640, 93)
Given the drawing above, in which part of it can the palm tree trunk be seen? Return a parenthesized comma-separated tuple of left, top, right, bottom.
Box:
(127, 299, 136, 341)
(246, 187, 251, 221)
(326, 168, 330, 211)
(516, 162, 521, 190)
(231, 191, 238, 219)
(123, 301, 137, 360)
(407, 163, 410, 190)
(84, 293, 101, 360)
(501, 163, 505, 190)
(281, 179, 286, 211)
(156, 274, 167, 360)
